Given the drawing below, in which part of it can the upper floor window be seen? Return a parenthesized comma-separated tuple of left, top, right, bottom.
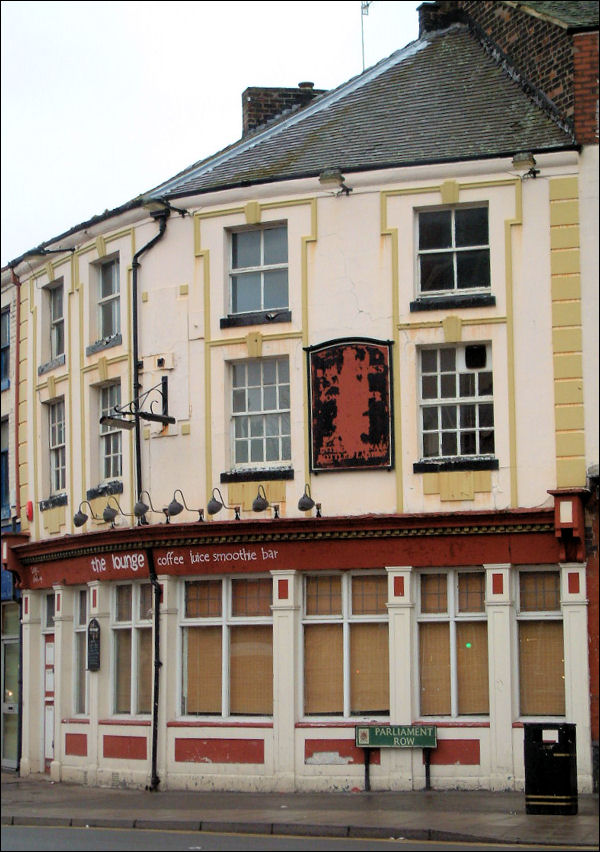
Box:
(49, 283, 64, 360)
(231, 357, 290, 468)
(1, 418, 9, 519)
(303, 573, 389, 717)
(100, 383, 122, 479)
(418, 206, 490, 295)
(419, 344, 494, 460)
(1, 308, 9, 387)
(518, 570, 564, 716)
(229, 225, 288, 317)
(98, 258, 120, 340)
(418, 570, 488, 717)
(48, 399, 66, 493)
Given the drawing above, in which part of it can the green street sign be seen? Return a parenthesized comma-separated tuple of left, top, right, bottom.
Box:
(355, 725, 437, 748)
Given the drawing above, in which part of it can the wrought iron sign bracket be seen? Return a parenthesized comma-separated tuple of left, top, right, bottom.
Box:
(99, 375, 175, 430)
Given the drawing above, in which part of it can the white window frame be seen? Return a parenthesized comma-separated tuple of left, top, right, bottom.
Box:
(48, 399, 66, 493)
(97, 258, 120, 340)
(416, 568, 488, 719)
(73, 587, 88, 715)
(180, 576, 274, 718)
(111, 582, 153, 716)
(99, 383, 122, 480)
(419, 344, 495, 460)
(1, 307, 10, 383)
(301, 572, 389, 719)
(229, 224, 288, 316)
(48, 282, 64, 360)
(417, 204, 490, 296)
(231, 357, 291, 469)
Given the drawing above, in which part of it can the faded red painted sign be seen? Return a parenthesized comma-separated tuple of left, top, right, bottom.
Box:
(308, 339, 393, 471)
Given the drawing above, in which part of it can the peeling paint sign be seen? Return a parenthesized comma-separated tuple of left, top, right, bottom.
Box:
(307, 338, 393, 471)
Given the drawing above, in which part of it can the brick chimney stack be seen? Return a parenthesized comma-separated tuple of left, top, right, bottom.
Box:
(242, 82, 326, 136)
(418, 1, 465, 37)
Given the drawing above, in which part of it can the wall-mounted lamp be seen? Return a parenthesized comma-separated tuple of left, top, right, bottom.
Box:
(206, 488, 241, 520)
(318, 167, 353, 196)
(252, 484, 269, 512)
(250, 485, 280, 518)
(165, 489, 204, 522)
(73, 500, 101, 528)
(133, 490, 162, 525)
(298, 484, 322, 517)
(512, 151, 539, 179)
(102, 496, 133, 528)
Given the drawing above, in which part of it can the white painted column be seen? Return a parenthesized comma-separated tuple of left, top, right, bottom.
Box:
(19, 590, 41, 775)
(86, 580, 109, 786)
(560, 562, 592, 791)
(271, 569, 299, 792)
(484, 563, 515, 790)
(386, 566, 415, 790)
(156, 574, 177, 787)
(50, 584, 72, 781)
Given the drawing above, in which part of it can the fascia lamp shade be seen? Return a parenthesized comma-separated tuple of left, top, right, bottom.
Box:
(134, 490, 160, 524)
(207, 488, 225, 516)
(298, 484, 315, 512)
(252, 484, 269, 513)
(167, 495, 184, 518)
(73, 500, 99, 528)
(103, 504, 118, 525)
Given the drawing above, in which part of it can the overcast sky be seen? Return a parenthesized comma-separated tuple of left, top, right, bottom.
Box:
(1, 1, 421, 266)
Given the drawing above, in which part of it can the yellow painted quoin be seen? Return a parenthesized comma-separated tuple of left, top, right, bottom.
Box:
(549, 177, 585, 487)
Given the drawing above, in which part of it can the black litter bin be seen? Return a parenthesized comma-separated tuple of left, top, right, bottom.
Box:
(524, 723, 577, 814)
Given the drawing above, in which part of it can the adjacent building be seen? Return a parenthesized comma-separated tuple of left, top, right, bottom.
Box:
(1, 1, 598, 793)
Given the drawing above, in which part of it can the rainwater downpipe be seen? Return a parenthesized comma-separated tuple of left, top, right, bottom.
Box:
(131, 208, 170, 791)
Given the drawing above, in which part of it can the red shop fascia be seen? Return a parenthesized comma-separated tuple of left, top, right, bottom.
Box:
(7, 507, 566, 591)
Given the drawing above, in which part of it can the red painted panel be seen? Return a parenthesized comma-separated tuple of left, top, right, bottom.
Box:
(394, 576, 404, 597)
(65, 733, 87, 756)
(174, 738, 264, 764)
(492, 573, 503, 595)
(424, 738, 480, 765)
(278, 579, 289, 600)
(103, 734, 147, 760)
(304, 738, 380, 765)
(568, 572, 580, 594)
(92, 587, 97, 608)
(24, 596, 28, 615)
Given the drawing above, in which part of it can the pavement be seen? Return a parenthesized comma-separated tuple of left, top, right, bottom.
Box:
(1, 771, 598, 848)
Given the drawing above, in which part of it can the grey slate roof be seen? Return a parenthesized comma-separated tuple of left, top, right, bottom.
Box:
(152, 22, 574, 202)
(511, 1, 599, 28)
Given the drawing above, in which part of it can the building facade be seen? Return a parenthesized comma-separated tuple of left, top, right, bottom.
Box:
(1, 1, 598, 792)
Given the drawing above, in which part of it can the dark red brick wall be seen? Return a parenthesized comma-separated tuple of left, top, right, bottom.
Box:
(458, 1, 575, 125)
(573, 31, 599, 143)
(242, 85, 326, 136)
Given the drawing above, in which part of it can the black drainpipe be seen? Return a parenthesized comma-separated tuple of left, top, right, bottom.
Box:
(131, 207, 170, 792)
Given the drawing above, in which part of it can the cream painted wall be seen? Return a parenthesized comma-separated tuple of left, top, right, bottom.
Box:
(21, 152, 596, 535)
